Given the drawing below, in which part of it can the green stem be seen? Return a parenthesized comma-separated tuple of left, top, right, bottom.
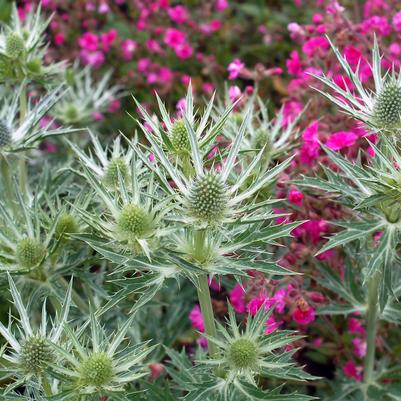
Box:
(197, 274, 218, 358)
(41, 374, 53, 397)
(58, 276, 89, 314)
(0, 155, 17, 213)
(363, 274, 380, 386)
(19, 87, 29, 199)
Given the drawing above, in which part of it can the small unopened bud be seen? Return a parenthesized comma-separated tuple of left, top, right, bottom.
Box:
(187, 171, 228, 223)
(16, 238, 45, 268)
(118, 204, 153, 239)
(5, 32, 25, 59)
(227, 338, 258, 369)
(170, 119, 190, 154)
(80, 352, 113, 387)
(20, 335, 53, 375)
(56, 213, 78, 238)
(104, 157, 129, 187)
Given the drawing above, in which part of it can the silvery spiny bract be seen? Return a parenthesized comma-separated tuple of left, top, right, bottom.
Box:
(0, 275, 71, 392)
(312, 36, 401, 135)
(53, 65, 124, 126)
(0, 5, 65, 81)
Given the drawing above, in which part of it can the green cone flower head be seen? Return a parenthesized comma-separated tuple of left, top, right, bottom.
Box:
(19, 335, 53, 375)
(374, 80, 401, 130)
(5, 32, 25, 59)
(103, 157, 129, 187)
(16, 238, 45, 268)
(0, 119, 11, 148)
(79, 352, 113, 387)
(187, 170, 228, 223)
(227, 337, 258, 369)
(55, 213, 78, 238)
(170, 118, 190, 154)
(117, 203, 153, 239)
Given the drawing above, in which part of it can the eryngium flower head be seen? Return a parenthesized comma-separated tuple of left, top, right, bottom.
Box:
(373, 81, 401, 130)
(186, 171, 228, 223)
(103, 157, 129, 187)
(170, 119, 190, 154)
(16, 238, 45, 268)
(0, 119, 11, 147)
(5, 32, 25, 59)
(117, 204, 153, 239)
(79, 352, 113, 387)
(55, 213, 78, 238)
(20, 335, 53, 374)
(227, 338, 258, 370)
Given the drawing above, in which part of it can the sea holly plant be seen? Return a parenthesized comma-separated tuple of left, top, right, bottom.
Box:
(300, 38, 401, 400)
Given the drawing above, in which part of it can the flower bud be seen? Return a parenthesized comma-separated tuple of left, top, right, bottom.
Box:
(187, 171, 227, 223)
(118, 204, 152, 239)
(5, 32, 25, 59)
(16, 238, 45, 268)
(20, 335, 53, 375)
(26, 58, 42, 75)
(374, 82, 401, 129)
(170, 119, 190, 154)
(0, 119, 11, 148)
(55, 213, 78, 238)
(79, 352, 113, 387)
(104, 157, 129, 187)
(227, 338, 258, 369)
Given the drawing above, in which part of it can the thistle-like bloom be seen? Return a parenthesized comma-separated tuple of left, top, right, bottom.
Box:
(0, 84, 74, 154)
(0, 193, 56, 274)
(75, 154, 174, 258)
(68, 131, 136, 188)
(311, 37, 401, 134)
(52, 65, 124, 126)
(0, 275, 72, 393)
(132, 85, 293, 227)
(49, 312, 154, 398)
(0, 5, 65, 81)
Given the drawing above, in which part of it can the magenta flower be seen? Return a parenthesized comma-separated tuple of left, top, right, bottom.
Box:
(78, 32, 98, 51)
(227, 58, 245, 80)
(348, 317, 366, 335)
(168, 5, 189, 24)
(343, 361, 363, 382)
(288, 189, 303, 206)
(228, 85, 241, 102)
(189, 305, 205, 332)
(352, 337, 367, 358)
(393, 11, 401, 31)
(326, 131, 358, 151)
(101, 29, 118, 52)
(215, 0, 228, 12)
(229, 283, 246, 313)
(292, 300, 316, 326)
(175, 43, 193, 60)
(164, 28, 186, 48)
(302, 36, 329, 57)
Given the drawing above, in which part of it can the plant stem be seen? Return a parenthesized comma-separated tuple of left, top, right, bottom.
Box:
(363, 274, 380, 385)
(197, 274, 218, 358)
(0, 155, 17, 214)
(19, 87, 29, 199)
(41, 374, 53, 397)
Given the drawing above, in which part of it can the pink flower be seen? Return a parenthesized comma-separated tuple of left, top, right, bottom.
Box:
(101, 29, 118, 52)
(175, 43, 193, 59)
(247, 294, 274, 315)
(78, 32, 98, 51)
(229, 283, 246, 313)
(361, 16, 391, 36)
(326, 131, 358, 151)
(227, 58, 245, 80)
(343, 361, 363, 381)
(288, 189, 303, 206)
(292, 300, 316, 325)
(164, 28, 186, 48)
(215, 0, 228, 12)
(286, 51, 302, 76)
(168, 5, 188, 24)
(302, 36, 329, 57)
(352, 337, 367, 358)
(189, 305, 205, 332)
(272, 288, 287, 314)
(348, 317, 365, 334)
(228, 85, 241, 102)
(54, 32, 65, 46)
(265, 315, 281, 334)
(393, 11, 401, 32)
(80, 50, 105, 68)
(121, 39, 137, 61)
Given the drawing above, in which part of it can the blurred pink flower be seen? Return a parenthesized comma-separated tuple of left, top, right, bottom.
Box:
(189, 305, 205, 332)
(78, 32, 98, 51)
(227, 58, 244, 80)
(352, 337, 367, 358)
(229, 283, 246, 313)
(168, 5, 189, 24)
(326, 131, 358, 151)
(164, 28, 186, 48)
(343, 361, 363, 381)
(288, 189, 303, 206)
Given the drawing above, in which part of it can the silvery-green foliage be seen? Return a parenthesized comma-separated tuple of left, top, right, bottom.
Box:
(0, 4, 65, 82)
(52, 64, 124, 126)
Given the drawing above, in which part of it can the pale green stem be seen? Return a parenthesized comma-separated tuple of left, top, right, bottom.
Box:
(19, 87, 29, 199)
(363, 274, 380, 386)
(0, 155, 17, 213)
(194, 229, 218, 358)
(41, 374, 53, 397)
